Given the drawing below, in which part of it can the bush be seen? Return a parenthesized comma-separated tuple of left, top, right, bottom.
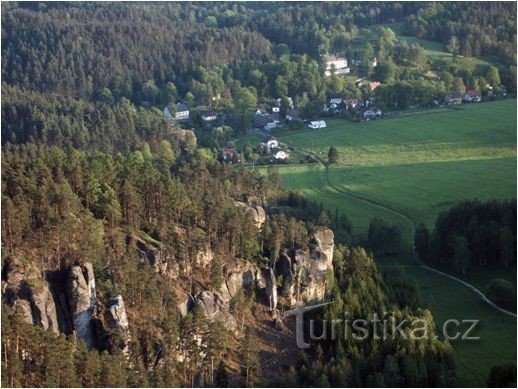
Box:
(486, 279, 516, 310)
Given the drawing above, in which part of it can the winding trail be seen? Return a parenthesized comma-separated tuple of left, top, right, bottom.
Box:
(283, 142, 517, 318)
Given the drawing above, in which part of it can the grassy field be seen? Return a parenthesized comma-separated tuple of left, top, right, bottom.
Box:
(254, 99, 517, 386)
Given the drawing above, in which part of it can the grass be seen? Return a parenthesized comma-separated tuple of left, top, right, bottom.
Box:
(254, 99, 517, 386)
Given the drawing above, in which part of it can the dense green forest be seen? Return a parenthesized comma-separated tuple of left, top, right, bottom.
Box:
(415, 200, 517, 310)
(1, 2, 516, 387)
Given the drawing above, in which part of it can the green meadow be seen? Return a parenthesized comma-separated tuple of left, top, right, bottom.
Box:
(255, 99, 517, 386)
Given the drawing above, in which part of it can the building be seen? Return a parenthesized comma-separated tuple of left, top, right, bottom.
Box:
(363, 108, 382, 120)
(286, 109, 301, 121)
(324, 54, 350, 77)
(202, 112, 218, 122)
(344, 98, 361, 111)
(164, 103, 190, 120)
(463, 90, 482, 103)
(445, 92, 463, 105)
(222, 148, 239, 163)
(274, 150, 289, 160)
(369, 81, 381, 92)
(262, 136, 279, 151)
(308, 120, 327, 129)
(254, 113, 280, 131)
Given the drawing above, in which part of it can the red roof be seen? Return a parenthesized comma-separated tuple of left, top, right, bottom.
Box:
(370, 81, 381, 91)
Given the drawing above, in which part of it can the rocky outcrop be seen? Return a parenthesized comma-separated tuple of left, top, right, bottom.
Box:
(66, 263, 96, 349)
(275, 227, 335, 308)
(220, 260, 263, 303)
(106, 295, 131, 355)
(195, 291, 237, 331)
(30, 282, 60, 333)
(234, 201, 266, 230)
(263, 268, 277, 311)
(2, 258, 60, 334)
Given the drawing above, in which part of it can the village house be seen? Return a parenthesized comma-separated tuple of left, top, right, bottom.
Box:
(463, 90, 482, 103)
(201, 112, 218, 122)
(254, 113, 280, 131)
(344, 98, 362, 111)
(164, 102, 190, 120)
(262, 136, 279, 152)
(363, 108, 382, 120)
(324, 54, 350, 77)
(286, 109, 301, 121)
(369, 81, 381, 92)
(274, 150, 289, 160)
(308, 120, 327, 129)
(445, 92, 463, 105)
(221, 148, 239, 164)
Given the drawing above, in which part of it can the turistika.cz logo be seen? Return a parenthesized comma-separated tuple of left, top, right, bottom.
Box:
(284, 301, 479, 349)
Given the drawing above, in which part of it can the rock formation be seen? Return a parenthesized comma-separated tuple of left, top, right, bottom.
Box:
(2, 258, 60, 333)
(106, 295, 131, 355)
(234, 201, 266, 230)
(275, 227, 335, 308)
(220, 260, 263, 302)
(263, 268, 278, 311)
(66, 263, 96, 349)
(195, 291, 237, 331)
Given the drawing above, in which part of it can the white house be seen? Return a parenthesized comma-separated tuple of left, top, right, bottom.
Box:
(262, 137, 279, 151)
(363, 109, 382, 120)
(274, 150, 289, 160)
(202, 112, 218, 122)
(324, 54, 350, 77)
(308, 120, 327, 129)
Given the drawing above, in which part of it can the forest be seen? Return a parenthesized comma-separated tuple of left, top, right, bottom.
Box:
(1, 2, 516, 387)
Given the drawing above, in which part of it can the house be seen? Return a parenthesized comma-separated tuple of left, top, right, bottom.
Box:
(363, 108, 382, 120)
(286, 109, 301, 121)
(344, 98, 361, 110)
(329, 97, 343, 105)
(254, 113, 279, 131)
(308, 120, 327, 129)
(262, 136, 279, 151)
(202, 112, 218, 122)
(463, 90, 482, 103)
(324, 54, 350, 77)
(445, 92, 463, 105)
(369, 82, 381, 92)
(274, 150, 289, 160)
(175, 103, 190, 120)
(222, 148, 239, 163)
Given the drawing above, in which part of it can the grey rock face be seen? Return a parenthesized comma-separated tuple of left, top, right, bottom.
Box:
(234, 201, 266, 230)
(106, 295, 130, 355)
(66, 263, 96, 348)
(220, 260, 262, 303)
(30, 284, 60, 334)
(195, 291, 237, 331)
(2, 259, 60, 334)
(275, 227, 335, 308)
(264, 268, 278, 311)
